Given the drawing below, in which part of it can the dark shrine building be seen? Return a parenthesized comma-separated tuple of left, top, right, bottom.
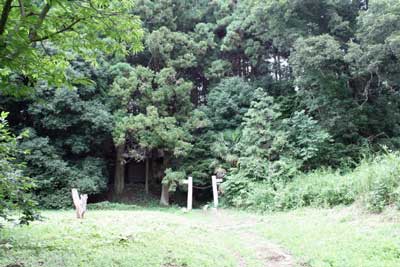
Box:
(126, 160, 146, 184)
(123, 150, 165, 193)
(125, 157, 164, 185)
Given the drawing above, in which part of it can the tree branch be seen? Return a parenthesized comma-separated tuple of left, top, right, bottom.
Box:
(31, 18, 81, 42)
(40, 40, 51, 56)
(17, 0, 25, 17)
(0, 0, 13, 35)
(29, 2, 51, 41)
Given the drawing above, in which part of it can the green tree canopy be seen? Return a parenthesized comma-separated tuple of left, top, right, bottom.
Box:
(0, 0, 143, 95)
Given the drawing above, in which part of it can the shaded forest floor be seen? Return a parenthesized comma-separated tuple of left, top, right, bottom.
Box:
(1, 205, 399, 267)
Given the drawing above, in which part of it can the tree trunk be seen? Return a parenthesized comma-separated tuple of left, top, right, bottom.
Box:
(114, 143, 125, 195)
(0, 0, 13, 35)
(160, 183, 169, 206)
(28, 3, 51, 41)
(159, 152, 170, 205)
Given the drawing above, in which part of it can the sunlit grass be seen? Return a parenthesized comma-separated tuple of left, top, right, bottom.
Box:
(0, 208, 252, 267)
(256, 206, 400, 267)
(1, 205, 399, 267)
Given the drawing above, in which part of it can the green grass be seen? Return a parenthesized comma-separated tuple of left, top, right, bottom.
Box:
(221, 152, 400, 213)
(256, 205, 400, 267)
(1, 205, 400, 267)
(282, 152, 400, 211)
(0, 207, 257, 267)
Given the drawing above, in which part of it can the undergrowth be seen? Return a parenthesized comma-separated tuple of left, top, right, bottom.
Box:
(222, 152, 400, 213)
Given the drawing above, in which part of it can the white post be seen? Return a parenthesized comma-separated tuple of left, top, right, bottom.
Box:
(212, 175, 218, 208)
(187, 176, 193, 211)
(182, 177, 193, 211)
(212, 176, 223, 209)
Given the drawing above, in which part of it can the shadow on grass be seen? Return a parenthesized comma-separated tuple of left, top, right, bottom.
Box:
(87, 201, 182, 212)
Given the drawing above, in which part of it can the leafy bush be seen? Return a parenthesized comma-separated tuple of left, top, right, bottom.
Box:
(280, 170, 357, 209)
(0, 112, 37, 224)
(357, 152, 400, 212)
(283, 110, 331, 169)
(163, 168, 186, 192)
(222, 151, 400, 212)
(221, 174, 255, 208)
(364, 181, 391, 213)
(222, 90, 330, 207)
(20, 133, 108, 209)
(394, 187, 400, 210)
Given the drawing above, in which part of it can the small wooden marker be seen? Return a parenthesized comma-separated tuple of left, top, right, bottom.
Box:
(71, 188, 88, 219)
(183, 176, 193, 211)
(212, 175, 219, 208)
(187, 176, 193, 211)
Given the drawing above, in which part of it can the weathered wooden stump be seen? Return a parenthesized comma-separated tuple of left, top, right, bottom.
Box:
(71, 188, 88, 219)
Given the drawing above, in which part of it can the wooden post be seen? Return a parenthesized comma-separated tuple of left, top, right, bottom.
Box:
(212, 175, 218, 208)
(145, 158, 149, 194)
(71, 188, 88, 219)
(187, 176, 193, 211)
(182, 176, 193, 211)
(212, 175, 223, 209)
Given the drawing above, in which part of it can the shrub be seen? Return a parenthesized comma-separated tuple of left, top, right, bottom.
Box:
(284, 170, 357, 208)
(394, 187, 400, 210)
(221, 90, 330, 208)
(221, 174, 256, 208)
(364, 181, 391, 212)
(0, 112, 37, 224)
(222, 151, 400, 213)
(356, 152, 400, 212)
(20, 134, 108, 209)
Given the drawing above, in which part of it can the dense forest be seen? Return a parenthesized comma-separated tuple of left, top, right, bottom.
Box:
(1, 0, 400, 222)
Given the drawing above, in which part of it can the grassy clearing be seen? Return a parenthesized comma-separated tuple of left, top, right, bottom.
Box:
(0, 208, 258, 267)
(256, 205, 400, 267)
(1, 205, 399, 267)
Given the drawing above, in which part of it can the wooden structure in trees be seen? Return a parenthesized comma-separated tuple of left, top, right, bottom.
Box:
(71, 188, 88, 219)
(115, 149, 165, 196)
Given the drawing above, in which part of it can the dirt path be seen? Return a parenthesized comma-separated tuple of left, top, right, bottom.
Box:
(235, 231, 296, 267)
(204, 210, 297, 267)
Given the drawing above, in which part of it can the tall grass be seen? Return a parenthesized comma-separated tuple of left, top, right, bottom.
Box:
(239, 152, 400, 212)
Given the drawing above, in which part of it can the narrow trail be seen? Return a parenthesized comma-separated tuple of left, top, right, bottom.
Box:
(235, 230, 296, 267)
(204, 210, 297, 267)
